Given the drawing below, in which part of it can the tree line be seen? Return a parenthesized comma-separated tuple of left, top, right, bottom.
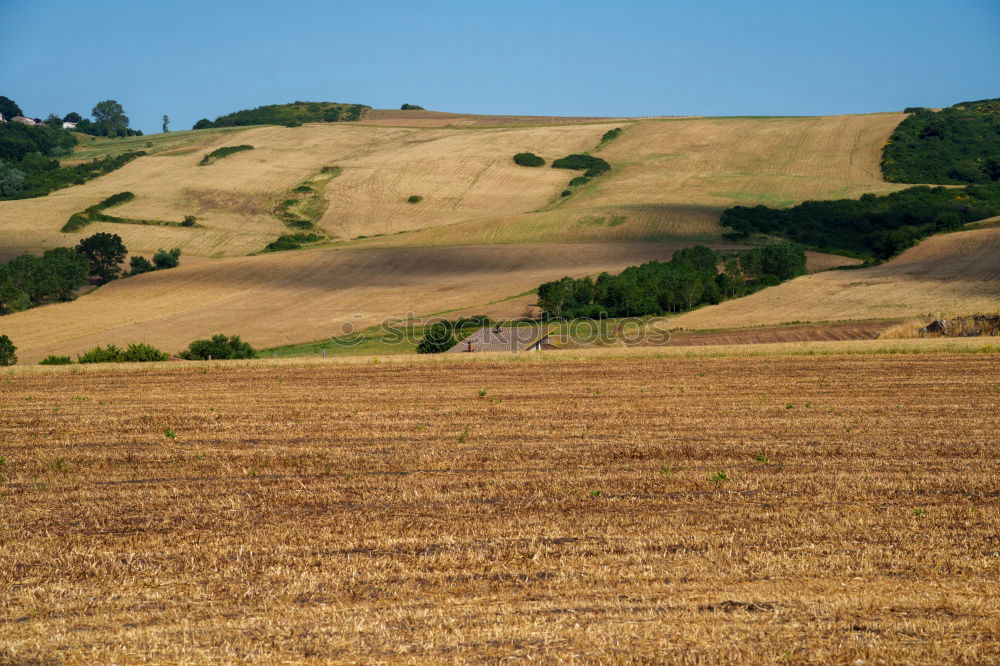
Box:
(192, 102, 370, 129)
(721, 182, 1000, 260)
(537, 243, 807, 319)
(883, 99, 1000, 184)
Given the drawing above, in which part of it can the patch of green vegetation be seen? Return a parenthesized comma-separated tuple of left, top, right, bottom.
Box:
(883, 98, 1000, 184)
(598, 127, 623, 146)
(273, 166, 340, 232)
(39, 355, 73, 365)
(722, 182, 1000, 259)
(513, 152, 545, 167)
(407, 195, 423, 204)
(77, 343, 169, 363)
(198, 144, 253, 166)
(192, 101, 370, 129)
(400, 104, 425, 110)
(61, 191, 197, 232)
(262, 233, 323, 252)
(551, 153, 611, 177)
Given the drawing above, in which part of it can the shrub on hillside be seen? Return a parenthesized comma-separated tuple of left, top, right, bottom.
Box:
(569, 176, 591, 187)
(0, 335, 16, 366)
(401, 104, 425, 110)
(198, 145, 253, 166)
(77, 344, 123, 363)
(192, 102, 370, 129)
(263, 233, 323, 252)
(599, 128, 623, 144)
(182, 215, 196, 227)
(407, 195, 423, 204)
(513, 152, 545, 167)
(39, 355, 73, 365)
(417, 323, 457, 354)
(77, 342, 168, 363)
(179, 334, 257, 360)
(551, 154, 611, 177)
(129, 255, 154, 275)
(152, 248, 181, 270)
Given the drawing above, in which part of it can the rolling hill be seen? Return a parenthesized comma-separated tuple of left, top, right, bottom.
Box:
(2, 107, 993, 360)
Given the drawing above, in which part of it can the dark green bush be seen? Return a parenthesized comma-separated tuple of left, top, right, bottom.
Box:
(0, 335, 16, 366)
(560, 190, 572, 197)
(407, 195, 423, 204)
(77, 344, 123, 363)
(551, 154, 611, 176)
(198, 145, 253, 166)
(180, 334, 257, 360)
(39, 355, 72, 365)
(401, 104, 425, 110)
(152, 248, 181, 269)
(263, 233, 323, 252)
(129, 255, 154, 275)
(568, 176, 591, 187)
(599, 128, 623, 144)
(513, 152, 545, 167)
(417, 323, 457, 354)
(283, 121, 303, 128)
(182, 215, 196, 227)
(61, 213, 90, 232)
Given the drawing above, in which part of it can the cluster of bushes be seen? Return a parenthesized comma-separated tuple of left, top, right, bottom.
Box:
(721, 182, 1000, 259)
(1, 247, 90, 314)
(192, 102, 370, 129)
(883, 99, 1000, 184)
(198, 144, 253, 165)
(179, 334, 256, 360)
(513, 152, 545, 167)
(263, 233, 323, 252)
(129, 248, 181, 275)
(31, 334, 257, 366)
(417, 316, 493, 354)
(537, 243, 806, 319)
(76, 343, 169, 363)
(400, 104, 425, 110)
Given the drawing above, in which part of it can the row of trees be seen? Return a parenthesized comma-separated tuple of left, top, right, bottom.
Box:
(35, 334, 256, 366)
(721, 183, 1000, 259)
(883, 100, 1000, 184)
(193, 102, 370, 129)
(0, 233, 182, 315)
(537, 243, 807, 319)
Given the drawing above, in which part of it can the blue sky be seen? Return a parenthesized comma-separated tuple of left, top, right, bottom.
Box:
(2, 0, 998, 133)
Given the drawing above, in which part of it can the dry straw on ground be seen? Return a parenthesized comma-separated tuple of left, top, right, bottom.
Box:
(2, 351, 998, 662)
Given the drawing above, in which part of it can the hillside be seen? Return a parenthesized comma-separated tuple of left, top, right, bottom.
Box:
(0, 242, 717, 364)
(667, 225, 1000, 329)
(4, 108, 994, 359)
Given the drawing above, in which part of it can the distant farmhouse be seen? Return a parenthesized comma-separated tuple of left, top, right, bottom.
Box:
(447, 324, 557, 353)
(11, 116, 37, 126)
(62, 121, 77, 129)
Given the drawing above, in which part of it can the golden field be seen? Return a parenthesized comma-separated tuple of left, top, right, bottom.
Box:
(2, 350, 999, 662)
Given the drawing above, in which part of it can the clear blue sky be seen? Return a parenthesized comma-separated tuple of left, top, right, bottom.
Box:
(2, 0, 998, 133)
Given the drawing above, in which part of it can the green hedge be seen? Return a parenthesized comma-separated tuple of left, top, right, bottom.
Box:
(513, 152, 545, 167)
(198, 145, 253, 166)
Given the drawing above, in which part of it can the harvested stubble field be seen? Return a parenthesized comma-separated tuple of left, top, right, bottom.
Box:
(2, 351, 999, 662)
